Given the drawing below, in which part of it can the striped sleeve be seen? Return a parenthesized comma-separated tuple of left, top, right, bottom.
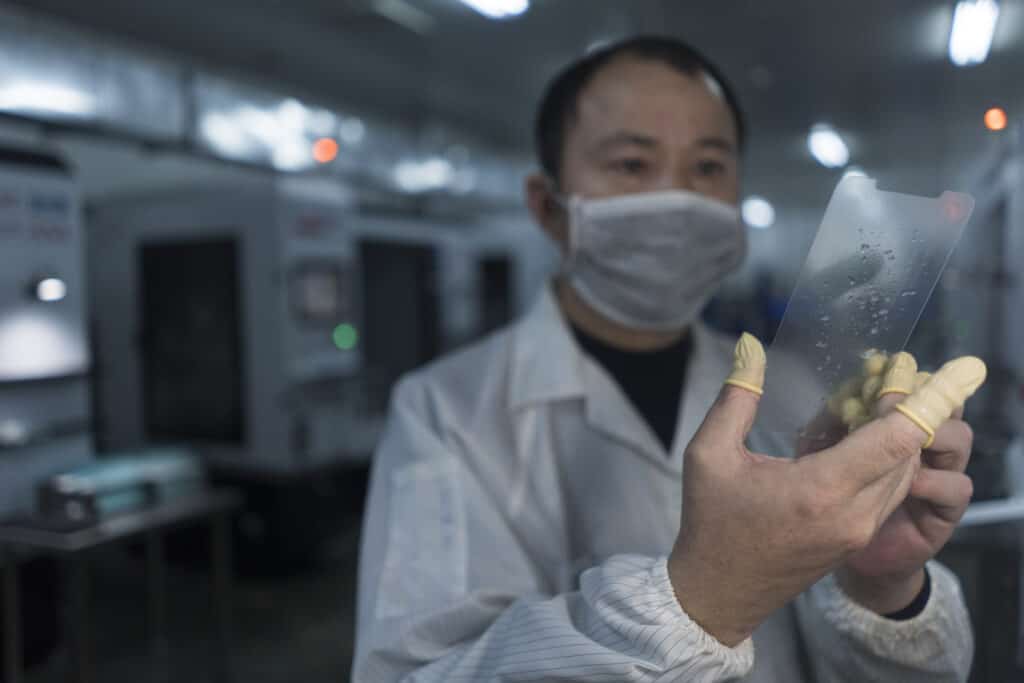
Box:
(357, 555, 753, 683)
(795, 561, 973, 682)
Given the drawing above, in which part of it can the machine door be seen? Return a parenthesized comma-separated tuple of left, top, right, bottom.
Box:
(358, 240, 440, 412)
(478, 253, 514, 337)
(139, 238, 244, 443)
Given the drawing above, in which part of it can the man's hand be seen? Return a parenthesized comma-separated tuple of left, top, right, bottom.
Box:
(837, 361, 978, 614)
(666, 335, 985, 647)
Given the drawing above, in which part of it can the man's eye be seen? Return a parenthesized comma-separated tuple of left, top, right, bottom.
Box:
(610, 158, 650, 175)
(696, 159, 727, 177)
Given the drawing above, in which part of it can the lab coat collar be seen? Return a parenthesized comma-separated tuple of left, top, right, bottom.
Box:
(580, 322, 731, 470)
(508, 284, 587, 409)
(509, 284, 734, 471)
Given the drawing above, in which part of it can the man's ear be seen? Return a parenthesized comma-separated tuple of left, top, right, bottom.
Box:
(525, 173, 569, 253)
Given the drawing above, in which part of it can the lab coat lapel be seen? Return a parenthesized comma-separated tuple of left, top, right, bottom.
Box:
(668, 323, 734, 468)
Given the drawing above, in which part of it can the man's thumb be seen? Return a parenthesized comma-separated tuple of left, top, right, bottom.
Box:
(700, 333, 766, 446)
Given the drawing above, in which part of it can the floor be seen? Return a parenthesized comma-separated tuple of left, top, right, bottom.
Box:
(22, 515, 362, 683)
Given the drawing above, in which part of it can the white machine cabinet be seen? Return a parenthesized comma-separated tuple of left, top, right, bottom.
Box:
(0, 146, 94, 517)
(89, 178, 367, 473)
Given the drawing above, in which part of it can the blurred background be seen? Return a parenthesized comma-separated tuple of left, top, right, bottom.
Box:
(0, 0, 1022, 680)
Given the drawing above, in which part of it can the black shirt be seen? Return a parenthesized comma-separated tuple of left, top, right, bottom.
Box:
(570, 323, 693, 453)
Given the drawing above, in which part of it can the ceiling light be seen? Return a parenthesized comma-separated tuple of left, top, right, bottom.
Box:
(949, 0, 1000, 67)
(741, 197, 775, 229)
(457, 0, 529, 20)
(34, 277, 67, 303)
(807, 123, 849, 168)
(984, 106, 1007, 130)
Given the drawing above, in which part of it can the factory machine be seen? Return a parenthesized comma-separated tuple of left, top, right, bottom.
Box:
(0, 144, 95, 666)
(0, 146, 94, 514)
(89, 178, 368, 473)
(87, 178, 538, 568)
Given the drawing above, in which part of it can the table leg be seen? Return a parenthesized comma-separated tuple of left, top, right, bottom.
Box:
(3, 552, 21, 683)
(146, 531, 169, 681)
(66, 556, 91, 683)
(211, 513, 232, 682)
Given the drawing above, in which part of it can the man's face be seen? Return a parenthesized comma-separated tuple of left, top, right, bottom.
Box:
(527, 56, 741, 250)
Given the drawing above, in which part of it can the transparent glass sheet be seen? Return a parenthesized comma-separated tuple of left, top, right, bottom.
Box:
(755, 176, 975, 451)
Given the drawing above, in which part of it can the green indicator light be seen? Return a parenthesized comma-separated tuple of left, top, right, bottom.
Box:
(332, 323, 358, 351)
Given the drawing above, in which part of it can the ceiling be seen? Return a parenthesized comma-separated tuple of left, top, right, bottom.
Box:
(5, 0, 1023, 196)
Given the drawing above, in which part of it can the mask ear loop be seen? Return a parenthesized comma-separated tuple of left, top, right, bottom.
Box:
(545, 176, 579, 260)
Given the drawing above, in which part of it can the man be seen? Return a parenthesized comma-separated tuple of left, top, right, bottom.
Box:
(354, 36, 978, 681)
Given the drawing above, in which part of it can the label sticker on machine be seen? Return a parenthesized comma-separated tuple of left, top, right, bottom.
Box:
(754, 176, 974, 451)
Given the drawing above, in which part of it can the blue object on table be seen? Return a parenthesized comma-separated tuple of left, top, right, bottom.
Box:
(37, 448, 207, 523)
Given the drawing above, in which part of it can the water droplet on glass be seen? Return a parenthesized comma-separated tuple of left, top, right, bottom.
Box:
(820, 315, 831, 322)
(815, 340, 828, 349)
(878, 309, 889, 316)
(901, 290, 917, 297)
(869, 326, 879, 335)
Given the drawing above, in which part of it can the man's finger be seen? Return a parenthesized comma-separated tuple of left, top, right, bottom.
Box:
(815, 409, 924, 492)
(878, 352, 917, 400)
(695, 333, 766, 450)
(924, 420, 973, 473)
(845, 442, 920, 527)
(909, 467, 974, 522)
(873, 392, 903, 419)
(894, 356, 986, 448)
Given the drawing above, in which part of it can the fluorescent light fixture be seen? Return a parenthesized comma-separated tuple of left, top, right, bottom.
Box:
(394, 157, 455, 193)
(807, 123, 849, 168)
(0, 81, 96, 117)
(949, 0, 1000, 66)
(741, 196, 775, 229)
(35, 278, 67, 303)
(457, 0, 529, 19)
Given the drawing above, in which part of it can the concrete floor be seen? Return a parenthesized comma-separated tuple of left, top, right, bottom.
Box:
(22, 517, 362, 683)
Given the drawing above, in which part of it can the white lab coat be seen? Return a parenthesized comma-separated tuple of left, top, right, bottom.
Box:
(354, 285, 973, 682)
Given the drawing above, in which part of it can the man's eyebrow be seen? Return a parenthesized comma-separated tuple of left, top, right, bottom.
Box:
(697, 136, 736, 154)
(593, 130, 660, 152)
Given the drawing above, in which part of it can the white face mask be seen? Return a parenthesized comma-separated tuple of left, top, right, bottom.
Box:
(560, 189, 747, 331)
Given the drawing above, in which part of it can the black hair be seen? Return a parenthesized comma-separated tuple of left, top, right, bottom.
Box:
(534, 35, 747, 184)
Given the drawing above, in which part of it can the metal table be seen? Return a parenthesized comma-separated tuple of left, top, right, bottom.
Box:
(0, 489, 242, 683)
